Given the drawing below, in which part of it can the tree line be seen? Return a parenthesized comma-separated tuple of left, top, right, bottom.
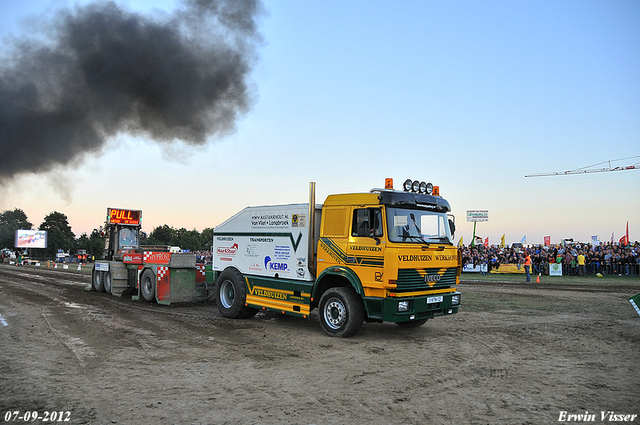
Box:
(0, 208, 213, 260)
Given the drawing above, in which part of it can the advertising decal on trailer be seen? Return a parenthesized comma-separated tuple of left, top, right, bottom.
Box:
(213, 204, 313, 282)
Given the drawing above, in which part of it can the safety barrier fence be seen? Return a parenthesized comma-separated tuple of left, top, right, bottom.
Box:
(536, 262, 640, 276)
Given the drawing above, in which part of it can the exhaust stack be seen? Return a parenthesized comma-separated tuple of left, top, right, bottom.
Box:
(308, 182, 316, 278)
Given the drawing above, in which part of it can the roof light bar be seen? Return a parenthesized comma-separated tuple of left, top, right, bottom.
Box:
(402, 178, 435, 194)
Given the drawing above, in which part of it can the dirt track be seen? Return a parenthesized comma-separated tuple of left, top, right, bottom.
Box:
(1, 264, 639, 425)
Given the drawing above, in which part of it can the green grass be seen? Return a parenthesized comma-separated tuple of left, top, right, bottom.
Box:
(461, 272, 640, 287)
(460, 273, 640, 316)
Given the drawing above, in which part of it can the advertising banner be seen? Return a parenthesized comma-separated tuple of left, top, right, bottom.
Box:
(15, 230, 47, 249)
(490, 264, 525, 274)
(549, 263, 563, 276)
(462, 263, 483, 273)
(466, 210, 488, 222)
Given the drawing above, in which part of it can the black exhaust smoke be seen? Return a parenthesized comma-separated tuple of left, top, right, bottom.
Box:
(0, 0, 263, 181)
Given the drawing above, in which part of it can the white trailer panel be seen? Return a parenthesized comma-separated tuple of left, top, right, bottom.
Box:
(213, 204, 315, 282)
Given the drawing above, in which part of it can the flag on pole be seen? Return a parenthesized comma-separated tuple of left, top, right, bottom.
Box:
(624, 221, 629, 245)
(544, 236, 551, 246)
(483, 237, 489, 247)
(619, 223, 629, 246)
(458, 236, 464, 248)
(611, 232, 614, 244)
(500, 234, 505, 248)
(520, 236, 526, 244)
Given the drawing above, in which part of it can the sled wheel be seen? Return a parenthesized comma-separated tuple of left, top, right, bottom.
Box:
(318, 287, 364, 337)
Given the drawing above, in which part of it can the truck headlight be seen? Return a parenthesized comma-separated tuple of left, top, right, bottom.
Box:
(451, 294, 460, 306)
(398, 301, 410, 312)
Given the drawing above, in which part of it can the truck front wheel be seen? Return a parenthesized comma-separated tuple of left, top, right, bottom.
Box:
(216, 268, 257, 319)
(140, 269, 156, 302)
(92, 268, 104, 292)
(318, 287, 364, 337)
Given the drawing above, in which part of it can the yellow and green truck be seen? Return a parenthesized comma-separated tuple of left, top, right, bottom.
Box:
(212, 179, 462, 337)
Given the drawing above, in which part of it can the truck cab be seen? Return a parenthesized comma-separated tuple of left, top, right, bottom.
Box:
(314, 181, 461, 335)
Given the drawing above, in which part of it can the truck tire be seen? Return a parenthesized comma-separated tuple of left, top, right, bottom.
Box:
(396, 318, 428, 328)
(216, 268, 257, 319)
(140, 269, 156, 302)
(92, 268, 105, 292)
(104, 271, 112, 295)
(318, 287, 364, 337)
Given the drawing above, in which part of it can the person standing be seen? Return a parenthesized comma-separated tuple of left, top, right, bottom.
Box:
(524, 251, 532, 282)
(577, 251, 586, 277)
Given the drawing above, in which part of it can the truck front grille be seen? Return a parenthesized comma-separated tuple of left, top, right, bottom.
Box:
(395, 267, 457, 292)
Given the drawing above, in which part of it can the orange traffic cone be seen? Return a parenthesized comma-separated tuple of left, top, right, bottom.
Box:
(536, 274, 540, 283)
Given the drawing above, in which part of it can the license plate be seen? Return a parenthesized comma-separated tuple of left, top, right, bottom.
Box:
(427, 295, 443, 304)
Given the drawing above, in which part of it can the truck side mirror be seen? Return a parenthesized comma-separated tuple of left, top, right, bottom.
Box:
(449, 219, 456, 238)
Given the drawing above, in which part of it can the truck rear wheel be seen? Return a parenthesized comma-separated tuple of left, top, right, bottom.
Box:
(216, 268, 257, 319)
(140, 269, 156, 302)
(396, 318, 428, 328)
(92, 268, 104, 292)
(318, 287, 364, 337)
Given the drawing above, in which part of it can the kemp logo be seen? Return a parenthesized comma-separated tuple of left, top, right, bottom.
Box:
(217, 243, 238, 256)
(264, 255, 289, 272)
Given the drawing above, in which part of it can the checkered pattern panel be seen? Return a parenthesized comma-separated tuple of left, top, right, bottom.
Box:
(157, 266, 169, 281)
(196, 265, 205, 278)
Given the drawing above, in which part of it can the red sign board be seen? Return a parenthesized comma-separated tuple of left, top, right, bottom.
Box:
(143, 251, 171, 265)
(107, 208, 142, 226)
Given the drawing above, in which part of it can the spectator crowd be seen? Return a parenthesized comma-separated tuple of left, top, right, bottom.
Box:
(460, 241, 640, 276)
(196, 250, 212, 264)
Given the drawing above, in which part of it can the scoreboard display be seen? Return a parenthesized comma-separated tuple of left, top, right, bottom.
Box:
(107, 208, 142, 226)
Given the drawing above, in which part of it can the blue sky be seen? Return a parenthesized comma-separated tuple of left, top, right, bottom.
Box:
(1, 0, 638, 245)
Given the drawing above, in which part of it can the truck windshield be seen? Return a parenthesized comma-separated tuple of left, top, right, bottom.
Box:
(386, 207, 452, 244)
